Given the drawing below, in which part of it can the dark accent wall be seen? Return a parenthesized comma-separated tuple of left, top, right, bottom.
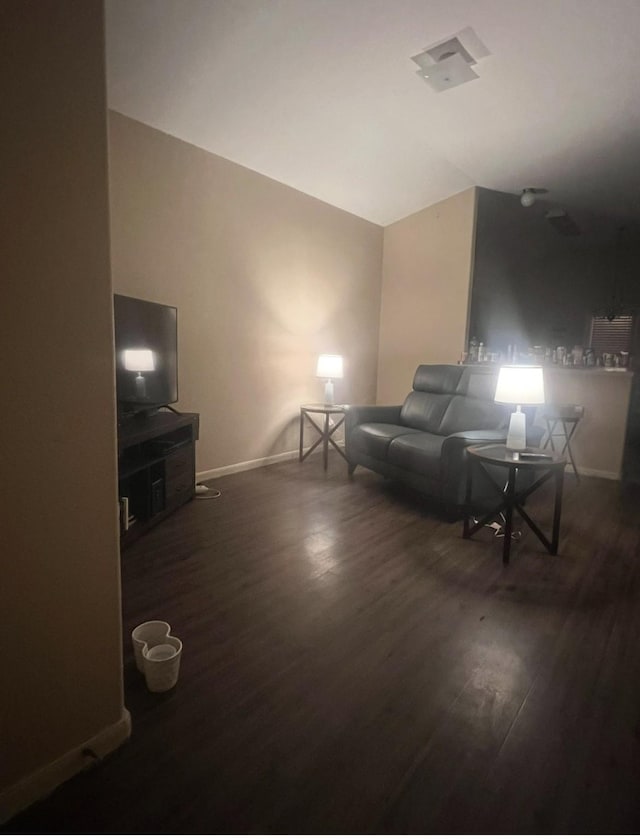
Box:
(469, 186, 640, 482)
(468, 187, 629, 357)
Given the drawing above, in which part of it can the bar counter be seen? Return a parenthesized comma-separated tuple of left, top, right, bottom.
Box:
(464, 365, 633, 479)
(536, 367, 633, 479)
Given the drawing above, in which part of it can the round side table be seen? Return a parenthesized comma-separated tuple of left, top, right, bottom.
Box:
(463, 444, 567, 565)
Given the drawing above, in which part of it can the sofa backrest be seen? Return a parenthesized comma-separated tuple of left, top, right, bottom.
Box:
(400, 390, 451, 433)
(455, 367, 500, 401)
(400, 364, 509, 435)
(400, 365, 463, 432)
(438, 394, 508, 436)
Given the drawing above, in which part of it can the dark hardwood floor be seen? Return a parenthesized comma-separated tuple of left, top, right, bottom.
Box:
(8, 455, 640, 833)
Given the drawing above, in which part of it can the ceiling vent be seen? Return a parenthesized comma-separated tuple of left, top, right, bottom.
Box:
(545, 208, 581, 236)
(411, 27, 490, 93)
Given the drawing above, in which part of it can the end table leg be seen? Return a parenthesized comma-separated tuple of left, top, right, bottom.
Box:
(463, 455, 473, 539)
(551, 466, 564, 555)
(323, 412, 329, 470)
(299, 409, 305, 462)
(502, 465, 516, 565)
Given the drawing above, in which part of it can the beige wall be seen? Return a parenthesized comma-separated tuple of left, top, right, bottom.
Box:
(377, 188, 477, 403)
(108, 112, 383, 472)
(1, 0, 125, 813)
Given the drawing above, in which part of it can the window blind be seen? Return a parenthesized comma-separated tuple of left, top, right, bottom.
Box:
(589, 315, 633, 355)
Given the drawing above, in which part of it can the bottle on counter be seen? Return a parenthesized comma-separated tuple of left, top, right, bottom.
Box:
(478, 342, 485, 363)
(468, 336, 479, 363)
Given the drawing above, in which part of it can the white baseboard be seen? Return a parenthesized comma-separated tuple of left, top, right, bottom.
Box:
(0, 708, 131, 825)
(574, 466, 620, 480)
(197, 453, 618, 483)
(196, 434, 347, 483)
(197, 448, 300, 481)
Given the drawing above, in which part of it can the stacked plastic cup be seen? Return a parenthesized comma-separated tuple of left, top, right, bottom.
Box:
(131, 620, 182, 692)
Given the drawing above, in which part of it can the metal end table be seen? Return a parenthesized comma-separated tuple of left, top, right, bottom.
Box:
(542, 404, 584, 482)
(463, 444, 567, 565)
(299, 404, 348, 470)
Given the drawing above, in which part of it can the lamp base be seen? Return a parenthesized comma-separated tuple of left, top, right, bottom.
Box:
(506, 407, 527, 451)
(135, 373, 146, 398)
(324, 379, 334, 405)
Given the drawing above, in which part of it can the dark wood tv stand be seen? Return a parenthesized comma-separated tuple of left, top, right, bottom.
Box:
(117, 410, 199, 547)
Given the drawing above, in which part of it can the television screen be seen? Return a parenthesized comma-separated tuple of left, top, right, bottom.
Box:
(113, 294, 178, 412)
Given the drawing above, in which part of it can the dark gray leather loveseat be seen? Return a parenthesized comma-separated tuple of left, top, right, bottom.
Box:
(346, 364, 541, 513)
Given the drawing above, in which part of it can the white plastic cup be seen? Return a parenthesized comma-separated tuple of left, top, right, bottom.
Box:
(142, 636, 182, 693)
(131, 620, 171, 672)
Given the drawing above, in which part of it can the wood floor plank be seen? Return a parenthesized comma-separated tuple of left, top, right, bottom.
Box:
(7, 455, 640, 833)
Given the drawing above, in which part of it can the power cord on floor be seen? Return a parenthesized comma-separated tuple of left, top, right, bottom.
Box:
(195, 483, 222, 499)
(472, 517, 521, 540)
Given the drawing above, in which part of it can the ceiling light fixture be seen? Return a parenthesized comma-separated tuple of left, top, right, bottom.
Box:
(418, 53, 479, 92)
(411, 27, 490, 93)
(520, 187, 548, 207)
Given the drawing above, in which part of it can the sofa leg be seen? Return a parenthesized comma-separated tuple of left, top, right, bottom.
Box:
(443, 504, 462, 523)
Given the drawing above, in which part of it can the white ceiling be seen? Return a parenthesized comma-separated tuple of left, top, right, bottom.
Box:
(106, 0, 640, 227)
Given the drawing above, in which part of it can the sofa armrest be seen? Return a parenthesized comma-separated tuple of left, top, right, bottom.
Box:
(440, 430, 508, 507)
(345, 404, 403, 431)
(441, 429, 507, 457)
(443, 424, 545, 456)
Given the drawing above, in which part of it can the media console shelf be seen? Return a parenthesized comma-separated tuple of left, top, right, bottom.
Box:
(117, 410, 199, 547)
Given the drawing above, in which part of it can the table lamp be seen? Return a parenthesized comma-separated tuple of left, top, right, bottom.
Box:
(316, 354, 343, 405)
(124, 348, 155, 398)
(494, 365, 545, 450)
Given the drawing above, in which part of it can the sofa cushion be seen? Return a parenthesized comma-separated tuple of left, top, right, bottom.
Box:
(387, 431, 445, 475)
(400, 391, 452, 433)
(438, 395, 509, 437)
(348, 423, 414, 461)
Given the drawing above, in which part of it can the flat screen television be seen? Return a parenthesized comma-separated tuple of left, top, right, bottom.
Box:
(113, 294, 178, 415)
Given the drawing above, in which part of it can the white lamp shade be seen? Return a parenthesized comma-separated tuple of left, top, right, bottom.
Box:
(316, 354, 343, 379)
(123, 348, 155, 372)
(495, 366, 545, 406)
